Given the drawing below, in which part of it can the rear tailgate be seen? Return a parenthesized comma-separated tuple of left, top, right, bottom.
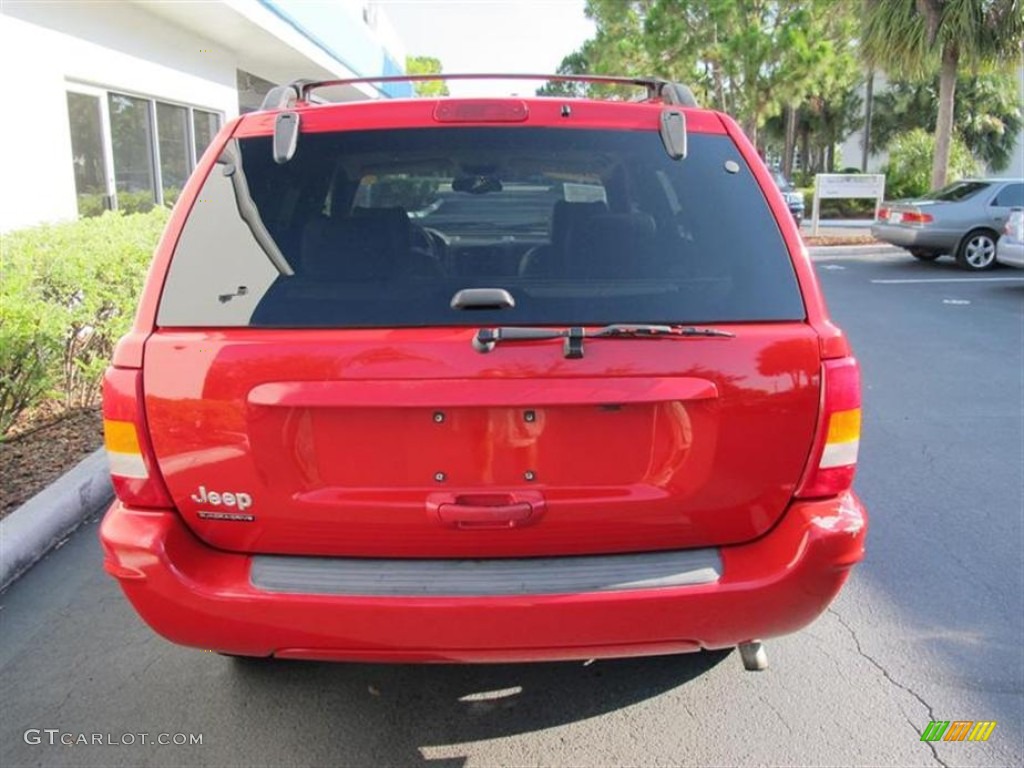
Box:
(143, 325, 820, 557)
(142, 106, 821, 558)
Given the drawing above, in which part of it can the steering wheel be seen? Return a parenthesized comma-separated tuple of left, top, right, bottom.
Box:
(410, 225, 449, 261)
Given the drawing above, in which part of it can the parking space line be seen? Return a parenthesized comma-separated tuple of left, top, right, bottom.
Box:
(870, 277, 1024, 284)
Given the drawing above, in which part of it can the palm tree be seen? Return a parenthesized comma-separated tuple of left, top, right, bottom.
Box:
(861, 0, 1023, 190)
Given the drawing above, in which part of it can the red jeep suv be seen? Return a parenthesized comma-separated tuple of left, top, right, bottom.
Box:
(99, 75, 867, 670)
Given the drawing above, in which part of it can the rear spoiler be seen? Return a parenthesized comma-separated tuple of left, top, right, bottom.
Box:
(261, 74, 696, 165)
(260, 74, 699, 111)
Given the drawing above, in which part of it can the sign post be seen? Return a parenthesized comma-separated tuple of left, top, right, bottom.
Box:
(812, 174, 886, 235)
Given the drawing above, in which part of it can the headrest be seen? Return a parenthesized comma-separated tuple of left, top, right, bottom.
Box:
(550, 200, 609, 249)
(565, 212, 657, 278)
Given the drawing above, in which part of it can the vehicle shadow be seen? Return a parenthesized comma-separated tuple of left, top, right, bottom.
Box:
(220, 650, 732, 766)
(988, 281, 1024, 294)
(867, 253, 1015, 275)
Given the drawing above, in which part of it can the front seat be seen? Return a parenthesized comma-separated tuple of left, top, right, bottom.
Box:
(563, 212, 658, 279)
(519, 200, 609, 277)
(300, 210, 409, 281)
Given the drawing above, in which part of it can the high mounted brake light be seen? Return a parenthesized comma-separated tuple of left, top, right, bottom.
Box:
(102, 367, 173, 508)
(795, 357, 861, 499)
(433, 99, 529, 123)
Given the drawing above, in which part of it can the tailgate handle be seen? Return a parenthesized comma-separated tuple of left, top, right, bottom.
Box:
(428, 492, 545, 530)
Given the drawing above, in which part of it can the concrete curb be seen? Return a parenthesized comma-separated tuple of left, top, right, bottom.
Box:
(0, 447, 112, 591)
(808, 244, 904, 258)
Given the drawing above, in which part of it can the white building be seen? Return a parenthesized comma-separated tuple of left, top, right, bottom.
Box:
(0, 0, 410, 232)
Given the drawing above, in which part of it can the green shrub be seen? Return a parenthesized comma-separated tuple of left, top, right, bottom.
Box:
(799, 188, 879, 220)
(800, 187, 814, 212)
(790, 170, 810, 188)
(0, 208, 169, 434)
(76, 189, 179, 218)
(117, 190, 158, 214)
(76, 193, 107, 218)
(163, 187, 182, 207)
(883, 129, 979, 200)
(0, 268, 62, 435)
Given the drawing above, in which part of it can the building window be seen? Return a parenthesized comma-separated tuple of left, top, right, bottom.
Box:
(109, 93, 157, 213)
(65, 85, 222, 216)
(192, 109, 220, 164)
(156, 103, 191, 206)
(66, 92, 110, 217)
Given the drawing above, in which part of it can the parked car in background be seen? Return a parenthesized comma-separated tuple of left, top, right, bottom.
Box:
(996, 208, 1024, 268)
(772, 170, 805, 225)
(872, 179, 1024, 270)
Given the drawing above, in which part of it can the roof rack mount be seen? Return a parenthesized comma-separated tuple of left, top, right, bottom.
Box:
(259, 74, 698, 111)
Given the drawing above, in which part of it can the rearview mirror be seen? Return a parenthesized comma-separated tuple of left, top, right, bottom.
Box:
(452, 175, 503, 195)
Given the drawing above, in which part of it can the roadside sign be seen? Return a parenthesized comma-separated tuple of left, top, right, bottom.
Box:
(812, 173, 886, 235)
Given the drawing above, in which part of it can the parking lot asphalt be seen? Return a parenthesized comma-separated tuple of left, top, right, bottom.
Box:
(1, 248, 1021, 768)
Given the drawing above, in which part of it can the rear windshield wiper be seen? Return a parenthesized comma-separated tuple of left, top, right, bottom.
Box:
(219, 143, 295, 276)
(473, 324, 735, 358)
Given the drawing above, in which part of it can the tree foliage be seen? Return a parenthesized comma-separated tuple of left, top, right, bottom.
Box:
(860, 0, 1023, 188)
(544, 0, 862, 153)
(542, 0, 1023, 179)
(871, 71, 1023, 171)
(860, 0, 1022, 78)
(405, 56, 450, 97)
(884, 128, 979, 199)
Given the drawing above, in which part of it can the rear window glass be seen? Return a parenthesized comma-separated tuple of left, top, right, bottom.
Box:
(992, 183, 1023, 208)
(157, 127, 804, 328)
(924, 181, 990, 202)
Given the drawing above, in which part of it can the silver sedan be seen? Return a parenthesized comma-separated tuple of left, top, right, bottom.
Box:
(872, 179, 1024, 270)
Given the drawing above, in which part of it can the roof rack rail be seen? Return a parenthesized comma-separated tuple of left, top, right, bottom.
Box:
(258, 74, 698, 111)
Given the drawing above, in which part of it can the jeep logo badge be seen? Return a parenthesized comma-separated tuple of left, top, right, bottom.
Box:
(191, 485, 253, 511)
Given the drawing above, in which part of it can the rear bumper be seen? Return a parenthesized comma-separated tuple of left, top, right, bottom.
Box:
(870, 223, 958, 251)
(99, 494, 867, 662)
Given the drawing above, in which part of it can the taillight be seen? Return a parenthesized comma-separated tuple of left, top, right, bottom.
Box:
(877, 207, 889, 221)
(796, 357, 861, 499)
(1006, 215, 1022, 239)
(102, 367, 173, 507)
(901, 210, 933, 224)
